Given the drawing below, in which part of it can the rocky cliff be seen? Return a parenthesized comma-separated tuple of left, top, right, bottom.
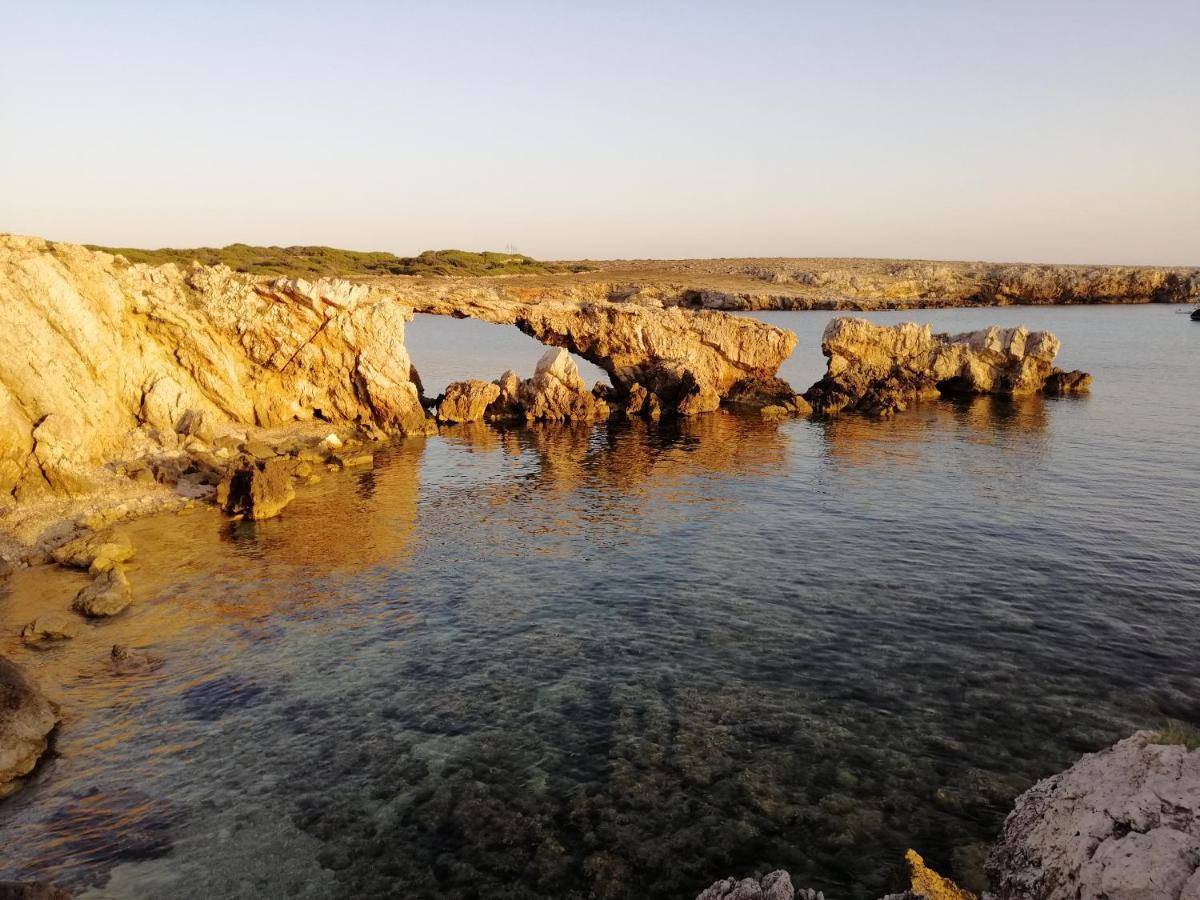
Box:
(0, 235, 429, 507)
(0, 237, 798, 531)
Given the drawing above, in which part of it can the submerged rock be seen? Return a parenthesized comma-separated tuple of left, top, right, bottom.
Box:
(72, 565, 133, 617)
(804, 317, 1091, 416)
(437, 380, 502, 424)
(20, 614, 80, 647)
(216, 458, 296, 519)
(987, 730, 1200, 900)
(109, 644, 164, 676)
(0, 881, 73, 899)
(0, 656, 58, 799)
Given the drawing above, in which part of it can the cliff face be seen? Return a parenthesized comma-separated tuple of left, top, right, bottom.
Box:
(0, 236, 428, 505)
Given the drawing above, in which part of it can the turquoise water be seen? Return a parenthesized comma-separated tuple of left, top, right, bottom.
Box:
(1, 305, 1198, 899)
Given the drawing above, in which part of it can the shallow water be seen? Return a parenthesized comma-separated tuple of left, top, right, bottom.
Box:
(1, 305, 1199, 899)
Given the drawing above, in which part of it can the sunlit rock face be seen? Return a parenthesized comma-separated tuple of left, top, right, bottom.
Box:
(988, 731, 1200, 900)
(408, 287, 797, 417)
(0, 236, 429, 502)
(804, 317, 1091, 416)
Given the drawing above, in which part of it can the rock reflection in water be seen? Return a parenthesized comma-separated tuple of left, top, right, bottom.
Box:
(0, 360, 1197, 900)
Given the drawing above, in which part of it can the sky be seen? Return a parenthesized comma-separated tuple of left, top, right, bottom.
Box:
(2, 1, 1198, 264)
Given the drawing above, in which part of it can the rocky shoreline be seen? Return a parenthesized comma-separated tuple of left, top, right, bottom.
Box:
(695, 731, 1200, 900)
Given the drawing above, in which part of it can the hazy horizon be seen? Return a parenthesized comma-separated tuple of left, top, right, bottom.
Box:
(3, 1, 1198, 266)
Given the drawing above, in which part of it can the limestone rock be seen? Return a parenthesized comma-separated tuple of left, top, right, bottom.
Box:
(518, 349, 610, 423)
(20, 614, 80, 647)
(1043, 369, 1093, 394)
(216, 458, 296, 519)
(695, 870, 794, 900)
(109, 644, 164, 675)
(0, 656, 58, 798)
(50, 529, 135, 570)
(411, 289, 796, 416)
(903, 850, 975, 900)
(987, 731, 1200, 900)
(0, 235, 430, 504)
(804, 317, 1091, 416)
(485, 370, 524, 421)
(437, 380, 502, 424)
(72, 565, 133, 617)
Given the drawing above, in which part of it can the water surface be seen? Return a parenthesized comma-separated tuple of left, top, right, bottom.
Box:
(1, 305, 1198, 899)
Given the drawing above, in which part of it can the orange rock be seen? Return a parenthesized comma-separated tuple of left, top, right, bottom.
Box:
(904, 849, 976, 900)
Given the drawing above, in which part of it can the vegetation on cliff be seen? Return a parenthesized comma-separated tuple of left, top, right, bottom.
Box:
(87, 243, 580, 278)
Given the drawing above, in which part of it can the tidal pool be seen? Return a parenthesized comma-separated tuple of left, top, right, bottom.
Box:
(1, 305, 1198, 899)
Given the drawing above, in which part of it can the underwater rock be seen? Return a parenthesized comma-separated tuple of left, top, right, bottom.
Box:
(987, 730, 1200, 899)
(804, 317, 1091, 416)
(0, 882, 73, 899)
(216, 457, 296, 519)
(71, 565, 132, 617)
(20, 614, 80, 647)
(108, 645, 164, 676)
(0, 656, 58, 799)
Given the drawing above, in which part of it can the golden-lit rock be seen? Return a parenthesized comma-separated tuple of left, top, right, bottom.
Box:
(805, 317, 1091, 416)
(437, 379, 502, 424)
(904, 849, 976, 900)
(0, 655, 59, 798)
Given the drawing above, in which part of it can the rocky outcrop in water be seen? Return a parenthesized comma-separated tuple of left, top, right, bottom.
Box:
(695, 870, 796, 900)
(72, 564, 133, 617)
(216, 458, 296, 520)
(804, 317, 1091, 416)
(410, 287, 797, 416)
(436, 380, 502, 424)
(987, 731, 1200, 900)
(0, 657, 58, 799)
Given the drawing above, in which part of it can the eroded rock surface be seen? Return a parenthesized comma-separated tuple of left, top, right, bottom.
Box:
(20, 614, 80, 647)
(695, 870, 795, 900)
(72, 565, 133, 617)
(0, 235, 429, 507)
(805, 317, 1090, 416)
(987, 731, 1200, 900)
(0, 656, 58, 798)
(516, 349, 610, 423)
(216, 458, 296, 520)
(437, 380, 502, 424)
(411, 287, 797, 416)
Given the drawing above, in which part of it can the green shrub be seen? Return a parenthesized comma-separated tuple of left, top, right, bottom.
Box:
(1150, 719, 1200, 750)
(87, 244, 568, 279)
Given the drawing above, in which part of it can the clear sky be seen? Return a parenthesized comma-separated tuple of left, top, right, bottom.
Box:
(2, 1, 1197, 264)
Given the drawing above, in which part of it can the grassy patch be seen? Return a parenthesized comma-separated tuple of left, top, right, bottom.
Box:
(87, 243, 579, 279)
(1150, 720, 1200, 750)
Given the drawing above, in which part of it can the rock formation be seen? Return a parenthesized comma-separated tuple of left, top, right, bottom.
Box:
(410, 286, 797, 416)
(0, 656, 58, 799)
(216, 458, 297, 520)
(20, 614, 80, 647)
(514, 349, 610, 423)
(0, 235, 429, 507)
(72, 564, 133, 617)
(0, 236, 798, 528)
(437, 380, 502, 424)
(695, 870, 796, 900)
(987, 730, 1200, 900)
(804, 317, 1091, 416)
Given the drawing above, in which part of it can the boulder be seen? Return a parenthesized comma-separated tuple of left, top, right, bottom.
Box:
(437, 380, 501, 424)
(108, 644, 164, 676)
(216, 458, 296, 519)
(903, 850, 974, 900)
(485, 370, 523, 421)
(20, 614, 80, 647)
(51, 530, 135, 571)
(987, 730, 1200, 900)
(72, 565, 132, 617)
(1043, 369, 1093, 394)
(695, 870, 794, 900)
(517, 349, 610, 423)
(0, 656, 58, 799)
(804, 317, 1091, 416)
